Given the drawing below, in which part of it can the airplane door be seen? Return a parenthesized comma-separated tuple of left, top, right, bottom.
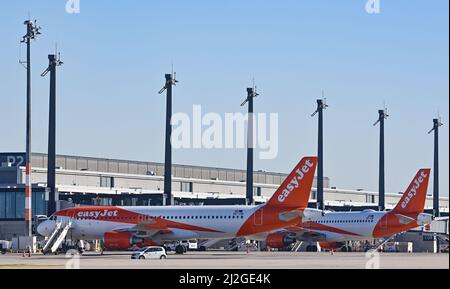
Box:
(254, 209, 263, 226)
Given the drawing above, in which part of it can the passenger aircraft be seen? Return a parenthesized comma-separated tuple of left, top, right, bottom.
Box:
(262, 169, 434, 251)
(38, 156, 325, 253)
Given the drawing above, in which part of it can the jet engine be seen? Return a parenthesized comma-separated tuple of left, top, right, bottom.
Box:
(103, 231, 144, 251)
(266, 233, 296, 249)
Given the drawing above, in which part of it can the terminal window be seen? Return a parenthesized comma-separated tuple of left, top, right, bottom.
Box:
(253, 187, 262, 197)
(181, 182, 193, 193)
(0, 191, 46, 220)
(100, 176, 114, 188)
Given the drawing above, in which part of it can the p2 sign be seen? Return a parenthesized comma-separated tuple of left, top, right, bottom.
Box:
(0, 153, 26, 167)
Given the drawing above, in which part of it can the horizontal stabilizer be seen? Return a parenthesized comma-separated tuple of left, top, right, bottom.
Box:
(395, 214, 416, 225)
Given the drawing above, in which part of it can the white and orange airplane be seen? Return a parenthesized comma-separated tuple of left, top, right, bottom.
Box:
(261, 169, 434, 251)
(38, 156, 325, 253)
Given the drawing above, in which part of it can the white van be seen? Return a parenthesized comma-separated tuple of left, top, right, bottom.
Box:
(182, 240, 198, 251)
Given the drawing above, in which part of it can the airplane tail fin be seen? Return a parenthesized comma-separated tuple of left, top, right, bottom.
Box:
(392, 169, 431, 215)
(266, 157, 318, 209)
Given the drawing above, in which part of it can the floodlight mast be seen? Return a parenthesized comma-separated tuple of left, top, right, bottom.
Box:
(159, 73, 178, 206)
(428, 117, 444, 218)
(21, 19, 41, 236)
(373, 107, 389, 211)
(311, 96, 328, 211)
(41, 53, 63, 216)
(241, 85, 259, 205)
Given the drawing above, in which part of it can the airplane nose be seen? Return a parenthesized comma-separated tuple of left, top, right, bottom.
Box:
(37, 222, 49, 237)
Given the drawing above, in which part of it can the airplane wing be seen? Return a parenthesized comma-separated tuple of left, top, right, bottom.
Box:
(113, 219, 174, 238)
(291, 228, 327, 241)
(279, 225, 349, 242)
(273, 225, 328, 242)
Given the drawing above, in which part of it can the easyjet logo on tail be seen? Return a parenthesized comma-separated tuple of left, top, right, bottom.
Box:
(401, 171, 428, 209)
(278, 160, 315, 203)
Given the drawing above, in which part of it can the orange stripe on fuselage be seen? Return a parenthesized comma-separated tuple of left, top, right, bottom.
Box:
(55, 207, 225, 234)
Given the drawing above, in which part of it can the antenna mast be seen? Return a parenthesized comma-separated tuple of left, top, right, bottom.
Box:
(373, 106, 389, 211)
(42, 51, 63, 216)
(21, 18, 41, 237)
(159, 71, 178, 206)
(241, 81, 260, 205)
(428, 116, 444, 217)
(311, 93, 328, 211)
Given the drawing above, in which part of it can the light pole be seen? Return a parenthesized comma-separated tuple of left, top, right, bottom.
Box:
(21, 19, 41, 236)
(159, 73, 178, 206)
(428, 117, 443, 218)
(373, 108, 389, 211)
(311, 97, 328, 211)
(41, 53, 63, 216)
(241, 87, 259, 205)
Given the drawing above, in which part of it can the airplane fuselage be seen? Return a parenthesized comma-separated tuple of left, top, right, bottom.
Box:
(38, 205, 306, 242)
(300, 210, 430, 242)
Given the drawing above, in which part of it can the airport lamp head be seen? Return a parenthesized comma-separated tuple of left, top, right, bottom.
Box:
(373, 107, 389, 127)
(41, 53, 63, 77)
(311, 97, 328, 117)
(158, 73, 178, 94)
(428, 117, 444, 134)
(22, 19, 41, 43)
(241, 86, 259, 107)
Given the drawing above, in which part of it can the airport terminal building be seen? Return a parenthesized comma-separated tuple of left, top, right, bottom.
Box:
(0, 152, 448, 239)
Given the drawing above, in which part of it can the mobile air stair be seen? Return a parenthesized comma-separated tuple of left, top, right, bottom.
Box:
(227, 238, 247, 251)
(42, 221, 72, 254)
(198, 239, 222, 251)
(291, 241, 303, 252)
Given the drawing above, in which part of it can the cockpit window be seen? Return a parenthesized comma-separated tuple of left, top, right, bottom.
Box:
(49, 216, 57, 221)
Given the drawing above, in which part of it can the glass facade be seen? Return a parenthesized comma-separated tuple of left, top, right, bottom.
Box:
(33, 191, 46, 217)
(59, 193, 165, 207)
(181, 182, 193, 193)
(0, 188, 47, 220)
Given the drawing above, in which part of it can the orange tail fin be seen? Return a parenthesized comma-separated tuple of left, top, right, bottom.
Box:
(266, 157, 318, 209)
(392, 169, 431, 215)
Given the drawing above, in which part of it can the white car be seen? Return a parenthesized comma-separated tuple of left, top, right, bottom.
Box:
(181, 240, 198, 251)
(131, 246, 167, 260)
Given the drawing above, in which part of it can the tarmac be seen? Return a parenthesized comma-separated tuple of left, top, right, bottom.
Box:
(0, 251, 448, 269)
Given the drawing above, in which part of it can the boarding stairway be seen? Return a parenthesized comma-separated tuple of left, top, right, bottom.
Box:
(290, 241, 303, 252)
(198, 239, 223, 250)
(42, 221, 73, 254)
(227, 238, 247, 251)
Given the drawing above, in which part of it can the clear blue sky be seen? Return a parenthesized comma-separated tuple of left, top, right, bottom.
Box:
(0, 0, 448, 197)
